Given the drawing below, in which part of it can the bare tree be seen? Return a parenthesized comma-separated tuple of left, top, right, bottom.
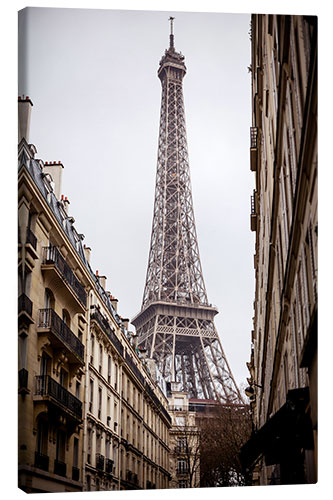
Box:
(198, 403, 252, 487)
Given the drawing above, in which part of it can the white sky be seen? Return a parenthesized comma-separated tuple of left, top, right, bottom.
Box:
(18, 6, 255, 389)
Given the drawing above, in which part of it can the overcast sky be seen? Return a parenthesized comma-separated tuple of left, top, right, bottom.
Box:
(18, 7, 254, 389)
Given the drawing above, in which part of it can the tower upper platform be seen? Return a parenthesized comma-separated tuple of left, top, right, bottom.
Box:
(158, 18, 186, 82)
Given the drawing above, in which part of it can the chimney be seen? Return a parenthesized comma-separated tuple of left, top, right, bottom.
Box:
(43, 161, 64, 200)
(109, 295, 118, 312)
(63, 196, 70, 214)
(84, 245, 91, 264)
(99, 275, 107, 290)
(18, 95, 33, 143)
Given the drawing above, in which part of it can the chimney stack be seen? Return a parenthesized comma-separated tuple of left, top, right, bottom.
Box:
(18, 95, 33, 143)
(107, 294, 118, 312)
(43, 161, 64, 200)
(84, 245, 91, 264)
(98, 275, 107, 290)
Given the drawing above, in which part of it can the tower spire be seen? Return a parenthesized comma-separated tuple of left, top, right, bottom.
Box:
(169, 16, 175, 50)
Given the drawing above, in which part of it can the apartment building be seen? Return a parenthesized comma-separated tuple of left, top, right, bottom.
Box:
(241, 15, 317, 485)
(167, 383, 200, 489)
(18, 96, 171, 493)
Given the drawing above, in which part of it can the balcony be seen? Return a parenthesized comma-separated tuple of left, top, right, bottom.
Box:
(90, 306, 124, 357)
(41, 246, 87, 311)
(250, 191, 257, 232)
(72, 466, 80, 481)
(96, 453, 105, 472)
(34, 451, 49, 472)
(18, 368, 29, 394)
(38, 308, 84, 364)
(24, 226, 39, 265)
(250, 126, 258, 172)
(18, 293, 34, 327)
(54, 459, 67, 477)
(34, 375, 82, 421)
(105, 458, 114, 474)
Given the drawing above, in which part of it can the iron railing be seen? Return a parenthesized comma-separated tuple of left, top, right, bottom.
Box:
(34, 451, 49, 472)
(35, 375, 82, 419)
(26, 226, 37, 250)
(54, 459, 66, 477)
(96, 453, 105, 471)
(72, 466, 80, 481)
(90, 306, 124, 357)
(39, 308, 84, 362)
(251, 191, 256, 215)
(18, 293, 33, 317)
(18, 368, 29, 390)
(105, 458, 114, 474)
(250, 126, 258, 149)
(42, 246, 87, 306)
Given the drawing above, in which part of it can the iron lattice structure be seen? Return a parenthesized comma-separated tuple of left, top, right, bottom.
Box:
(132, 22, 243, 404)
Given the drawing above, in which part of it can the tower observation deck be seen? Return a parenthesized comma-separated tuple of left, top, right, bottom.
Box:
(132, 19, 243, 403)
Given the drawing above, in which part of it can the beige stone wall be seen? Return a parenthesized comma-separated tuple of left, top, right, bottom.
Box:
(248, 14, 317, 484)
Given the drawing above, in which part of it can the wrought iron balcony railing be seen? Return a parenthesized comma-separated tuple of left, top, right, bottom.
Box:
(42, 246, 87, 307)
(250, 126, 258, 149)
(90, 306, 124, 357)
(72, 466, 80, 481)
(105, 458, 114, 474)
(96, 453, 105, 471)
(54, 459, 67, 477)
(39, 308, 84, 362)
(18, 293, 33, 317)
(35, 375, 82, 419)
(34, 451, 49, 472)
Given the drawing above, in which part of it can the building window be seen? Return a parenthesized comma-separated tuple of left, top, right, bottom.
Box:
(89, 379, 94, 412)
(91, 335, 95, 365)
(178, 480, 187, 488)
(98, 387, 102, 420)
(177, 459, 188, 473)
(59, 368, 68, 389)
(177, 437, 187, 452)
(73, 437, 79, 469)
(36, 418, 48, 457)
(56, 429, 66, 464)
(99, 344, 103, 374)
(174, 398, 183, 410)
(114, 364, 118, 391)
(108, 355, 112, 384)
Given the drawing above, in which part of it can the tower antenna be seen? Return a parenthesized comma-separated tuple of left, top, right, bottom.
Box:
(169, 16, 175, 49)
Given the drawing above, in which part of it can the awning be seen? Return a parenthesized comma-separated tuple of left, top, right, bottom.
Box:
(240, 387, 313, 470)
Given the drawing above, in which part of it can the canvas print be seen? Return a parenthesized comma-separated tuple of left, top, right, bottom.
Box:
(18, 7, 317, 493)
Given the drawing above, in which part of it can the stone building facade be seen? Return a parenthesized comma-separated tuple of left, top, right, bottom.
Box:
(167, 383, 200, 489)
(18, 96, 171, 493)
(241, 15, 317, 485)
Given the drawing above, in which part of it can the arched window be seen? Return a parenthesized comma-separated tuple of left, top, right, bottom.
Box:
(40, 352, 50, 377)
(62, 309, 70, 327)
(44, 288, 55, 310)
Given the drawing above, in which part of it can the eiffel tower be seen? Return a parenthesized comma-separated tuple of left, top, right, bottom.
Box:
(132, 18, 243, 403)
